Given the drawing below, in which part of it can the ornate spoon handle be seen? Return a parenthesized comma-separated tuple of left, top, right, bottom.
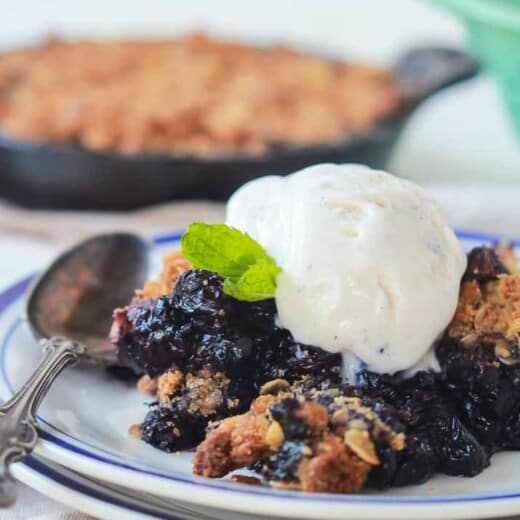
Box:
(0, 337, 84, 505)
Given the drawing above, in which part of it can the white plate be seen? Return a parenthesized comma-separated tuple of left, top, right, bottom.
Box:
(2, 231, 520, 520)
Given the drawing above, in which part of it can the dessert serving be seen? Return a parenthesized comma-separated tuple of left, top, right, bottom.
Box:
(0, 35, 400, 157)
(111, 163, 520, 494)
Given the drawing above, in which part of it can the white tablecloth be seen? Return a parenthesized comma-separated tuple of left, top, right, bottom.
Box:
(0, 485, 94, 520)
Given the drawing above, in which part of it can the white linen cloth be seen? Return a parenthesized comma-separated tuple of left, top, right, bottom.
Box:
(0, 182, 519, 519)
(0, 485, 93, 520)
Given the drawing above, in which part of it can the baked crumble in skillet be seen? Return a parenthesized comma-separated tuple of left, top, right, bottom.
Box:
(0, 42, 478, 209)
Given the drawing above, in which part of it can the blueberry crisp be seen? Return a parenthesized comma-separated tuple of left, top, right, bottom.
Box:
(111, 242, 520, 493)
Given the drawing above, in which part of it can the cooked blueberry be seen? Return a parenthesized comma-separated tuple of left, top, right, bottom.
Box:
(390, 433, 438, 486)
(433, 411, 489, 476)
(370, 433, 437, 488)
(437, 337, 520, 451)
(462, 247, 509, 283)
(195, 334, 254, 375)
(256, 441, 306, 481)
(270, 398, 309, 440)
(141, 403, 205, 452)
(173, 270, 230, 316)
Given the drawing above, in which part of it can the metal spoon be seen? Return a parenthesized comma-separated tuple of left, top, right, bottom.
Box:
(0, 233, 149, 505)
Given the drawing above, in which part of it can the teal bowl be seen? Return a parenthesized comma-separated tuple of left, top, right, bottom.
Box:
(433, 0, 520, 135)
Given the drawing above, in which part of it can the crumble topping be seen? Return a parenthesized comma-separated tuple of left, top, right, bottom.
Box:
(109, 306, 132, 347)
(193, 378, 404, 492)
(448, 246, 520, 352)
(193, 394, 279, 478)
(146, 368, 231, 418)
(230, 475, 262, 485)
(136, 251, 191, 301)
(128, 424, 144, 439)
(295, 436, 371, 493)
(494, 243, 518, 273)
(156, 370, 184, 402)
(0, 34, 401, 157)
(183, 370, 230, 417)
(137, 374, 158, 396)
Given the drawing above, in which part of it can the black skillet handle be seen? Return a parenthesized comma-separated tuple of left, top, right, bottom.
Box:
(393, 47, 480, 109)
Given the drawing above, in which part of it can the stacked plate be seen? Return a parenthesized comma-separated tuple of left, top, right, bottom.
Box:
(2, 232, 520, 520)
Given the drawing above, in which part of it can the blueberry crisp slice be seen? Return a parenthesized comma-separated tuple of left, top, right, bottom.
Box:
(111, 244, 520, 493)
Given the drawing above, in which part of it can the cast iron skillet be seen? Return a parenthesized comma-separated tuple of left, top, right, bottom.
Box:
(0, 47, 478, 210)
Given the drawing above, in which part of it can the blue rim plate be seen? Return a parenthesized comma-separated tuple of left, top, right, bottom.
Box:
(2, 231, 520, 520)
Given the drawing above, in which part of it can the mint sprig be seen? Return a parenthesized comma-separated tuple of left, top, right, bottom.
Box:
(181, 223, 281, 302)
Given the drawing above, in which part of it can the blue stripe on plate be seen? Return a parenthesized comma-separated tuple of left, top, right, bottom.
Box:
(455, 229, 520, 247)
(153, 232, 183, 245)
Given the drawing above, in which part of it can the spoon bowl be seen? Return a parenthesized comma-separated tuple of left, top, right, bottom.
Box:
(26, 233, 149, 364)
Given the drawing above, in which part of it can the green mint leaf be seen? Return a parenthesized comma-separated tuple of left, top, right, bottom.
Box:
(181, 222, 282, 301)
(224, 263, 282, 302)
(181, 223, 267, 277)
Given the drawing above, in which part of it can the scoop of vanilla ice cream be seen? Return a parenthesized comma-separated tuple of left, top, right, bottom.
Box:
(226, 164, 467, 375)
